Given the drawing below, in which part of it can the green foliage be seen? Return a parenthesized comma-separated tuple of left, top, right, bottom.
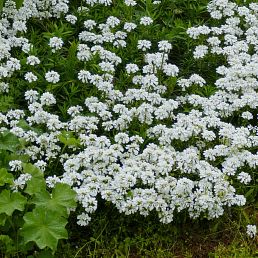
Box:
(0, 95, 15, 112)
(21, 207, 68, 252)
(0, 168, 14, 186)
(0, 131, 21, 152)
(0, 157, 77, 255)
(58, 131, 81, 147)
(0, 190, 26, 216)
(0, 0, 257, 256)
(31, 183, 77, 218)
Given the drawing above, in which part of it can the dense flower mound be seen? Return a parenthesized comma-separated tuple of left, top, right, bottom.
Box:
(0, 0, 258, 226)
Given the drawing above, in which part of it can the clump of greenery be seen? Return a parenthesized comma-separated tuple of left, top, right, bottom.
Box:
(0, 0, 258, 257)
(0, 131, 76, 256)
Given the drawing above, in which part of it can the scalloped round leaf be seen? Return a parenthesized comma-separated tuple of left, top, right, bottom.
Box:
(52, 183, 77, 209)
(0, 190, 27, 216)
(0, 168, 14, 186)
(0, 131, 20, 152)
(31, 184, 77, 217)
(22, 163, 44, 178)
(21, 207, 68, 251)
(25, 177, 46, 195)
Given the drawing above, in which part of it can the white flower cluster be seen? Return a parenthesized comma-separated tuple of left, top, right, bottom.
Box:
(49, 37, 64, 53)
(0, 0, 257, 227)
(246, 224, 257, 238)
(45, 71, 60, 84)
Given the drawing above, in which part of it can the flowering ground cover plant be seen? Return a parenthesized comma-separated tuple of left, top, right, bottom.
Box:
(0, 0, 258, 256)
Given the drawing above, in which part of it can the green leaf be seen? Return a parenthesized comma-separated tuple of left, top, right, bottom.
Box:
(0, 214, 7, 226)
(0, 131, 20, 152)
(0, 95, 14, 112)
(0, 168, 13, 186)
(16, 119, 32, 131)
(15, 0, 24, 9)
(16, 119, 43, 134)
(32, 184, 77, 217)
(58, 131, 80, 146)
(0, 190, 27, 216)
(22, 163, 44, 178)
(7, 154, 29, 163)
(245, 188, 254, 199)
(21, 207, 68, 251)
(0, 235, 15, 253)
(0, 0, 4, 13)
(25, 177, 46, 195)
(23, 163, 46, 195)
(52, 184, 77, 208)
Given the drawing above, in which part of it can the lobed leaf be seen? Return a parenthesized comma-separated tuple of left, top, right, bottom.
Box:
(0, 132, 20, 152)
(0, 168, 14, 186)
(21, 207, 68, 251)
(31, 183, 77, 217)
(0, 190, 27, 216)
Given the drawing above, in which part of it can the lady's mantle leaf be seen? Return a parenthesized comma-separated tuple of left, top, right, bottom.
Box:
(0, 168, 14, 186)
(21, 207, 68, 251)
(32, 183, 77, 217)
(23, 163, 46, 195)
(0, 190, 26, 216)
(0, 132, 20, 152)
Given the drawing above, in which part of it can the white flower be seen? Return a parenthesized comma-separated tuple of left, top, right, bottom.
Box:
(26, 56, 40, 66)
(242, 111, 253, 120)
(34, 160, 47, 171)
(126, 63, 139, 74)
(193, 45, 209, 59)
(113, 40, 127, 48)
(13, 20, 27, 32)
(106, 16, 120, 28)
(246, 225, 257, 238)
(115, 31, 127, 39)
(162, 64, 179, 77)
(13, 173, 32, 191)
(114, 133, 130, 144)
(158, 40, 172, 52)
(24, 72, 38, 83)
(45, 71, 60, 83)
(6, 58, 21, 72)
(99, 62, 115, 73)
(46, 175, 61, 188)
(67, 106, 83, 116)
(49, 37, 64, 52)
(77, 212, 91, 226)
(124, 0, 137, 6)
(65, 14, 77, 24)
(25, 90, 39, 103)
(237, 172, 251, 184)
(78, 70, 91, 83)
(84, 20, 97, 30)
(123, 22, 137, 32)
(40, 92, 56, 106)
(9, 160, 22, 172)
(140, 16, 153, 26)
(77, 6, 89, 13)
(137, 40, 152, 51)
(0, 82, 9, 93)
(99, 0, 112, 6)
